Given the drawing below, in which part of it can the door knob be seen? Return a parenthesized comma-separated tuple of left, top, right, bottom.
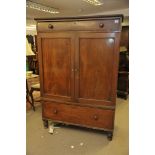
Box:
(53, 109, 58, 114)
(48, 24, 54, 29)
(99, 23, 104, 28)
(93, 115, 99, 120)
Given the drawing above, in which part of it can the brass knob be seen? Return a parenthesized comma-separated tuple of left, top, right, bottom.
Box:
(48, 24, 54, 29)
(53, 109, 58, 114)
(93, 115, 98, 120)
(99, 23, 104, 28)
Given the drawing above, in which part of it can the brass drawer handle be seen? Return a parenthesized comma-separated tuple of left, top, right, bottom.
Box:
(93, 115, 99, 120)
(99, 23, 104, 28)
(53, 109, 58, 114)
(48, 24, 54, 29)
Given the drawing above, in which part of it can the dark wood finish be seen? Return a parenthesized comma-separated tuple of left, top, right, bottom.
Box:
(75, 33, 119, 107)
(36, 15, 123, 140)
(38, 33, 75, 102)
(42, 38, 71, 96)
(37, 19, 121, 33)
(40, 96, 115, 110)
(80, 35, 113, 101)
(35, 14, 123, 21)
(43, 101, 114, 130)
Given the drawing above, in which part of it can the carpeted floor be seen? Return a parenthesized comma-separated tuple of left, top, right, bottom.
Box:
(26, 98, 129, 155)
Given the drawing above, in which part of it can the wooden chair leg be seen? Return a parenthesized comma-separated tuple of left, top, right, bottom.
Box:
(29, 88, 35, 111)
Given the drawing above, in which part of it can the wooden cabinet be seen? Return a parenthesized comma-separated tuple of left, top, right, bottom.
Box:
(35, 15, 123, 140)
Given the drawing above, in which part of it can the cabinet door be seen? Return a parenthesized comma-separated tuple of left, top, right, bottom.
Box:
(38, 33, 75, 101)
(75, 33, 120, 106)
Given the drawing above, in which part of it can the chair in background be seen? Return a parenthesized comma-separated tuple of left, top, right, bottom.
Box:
(26, 80, 35, 111)
(29, 83, 40, 110)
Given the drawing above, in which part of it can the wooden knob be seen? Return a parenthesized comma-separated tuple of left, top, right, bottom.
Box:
(75, 68, 79, 72)
(48, 24, 54, 29)
(53, 109, 58, 114)
(99, 23, 104, 28)
(93, 115, 98, 120)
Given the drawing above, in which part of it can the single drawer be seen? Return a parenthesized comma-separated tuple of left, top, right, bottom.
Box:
(37, 19, 121, 32)
(42, 101, 114, 130)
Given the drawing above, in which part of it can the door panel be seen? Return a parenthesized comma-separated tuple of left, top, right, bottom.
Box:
(38, 33, 74, 101)
(75, 33, 119, 106)
(79, 38, 114, 100)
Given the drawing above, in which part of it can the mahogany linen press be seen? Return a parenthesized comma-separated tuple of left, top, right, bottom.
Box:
(35, 15, 123, 140)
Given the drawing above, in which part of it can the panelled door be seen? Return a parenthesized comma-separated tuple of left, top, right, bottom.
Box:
(38, 33, 75, 102)
(74, 32, 120, 106)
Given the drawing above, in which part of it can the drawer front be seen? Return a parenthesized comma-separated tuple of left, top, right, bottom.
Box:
(42, 102, 114, 130)
(37, 19, 121, 32)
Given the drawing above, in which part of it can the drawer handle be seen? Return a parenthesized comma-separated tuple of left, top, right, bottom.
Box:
(48, 24, 54, 29)
(93, 115, 99, 120)
(99, 23, 104, 28)
(53, 109, 58, 114)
